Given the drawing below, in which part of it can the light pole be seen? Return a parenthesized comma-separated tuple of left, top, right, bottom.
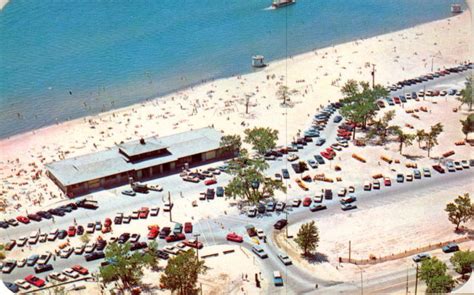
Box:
(168, 191, 172, 222)
(355, 264, 364, 295)
(194, 233, 201, 262)
(414, 263, 419, 295)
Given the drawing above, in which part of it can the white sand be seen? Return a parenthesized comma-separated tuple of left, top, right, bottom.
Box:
(0, 0, 9, 10)
(0, 11, 471, 217)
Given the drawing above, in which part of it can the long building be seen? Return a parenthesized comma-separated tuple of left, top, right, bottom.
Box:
(46, 127, 233, 197)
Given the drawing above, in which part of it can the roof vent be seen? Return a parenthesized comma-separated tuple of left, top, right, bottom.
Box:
(139, 138, 146, 145)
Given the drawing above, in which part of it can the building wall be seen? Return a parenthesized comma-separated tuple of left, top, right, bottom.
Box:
(58, 146, 235, 197)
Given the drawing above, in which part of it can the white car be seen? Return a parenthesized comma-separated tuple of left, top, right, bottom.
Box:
(313, 193, 323, 203)
(163, 246, 179, 255)
(422, 168, 431, 177)
(331, 144, 342, 151)
(17, 236, 28, 247)
(461, 160, 470, 169)
(256, 228, 266, 240)
(278, 253, 292, 265)
(150, 207, 160, 216)
(372, 180, 380, 189)
(131, 211, 140, 219)
(48, 228, 59, 241)
(17, 258, 26, 268)
(28, 231, 39, 245)
(287, 154, 299, 162)
(337, 188, 347, 197)
(84, 242, 96, 253)
(123, 215, 132, 223)
(339, 141, 349, 148)
(454, 161, 463, 170)
(74, 244, 85, 255)
(14, 279, 31, 290)
(348, 186, 355, 193)
(49, 272, 68, 282)
(163, 202, 173, 212)
(363, 182, 372, 191)
(292, 198, 301, 207)
(247, 207, 257, 217)
(60, 247, 74, 259)
(63, 268, 80, 279)
(275, 201, 286, 211)
(39, 233, 48, 243)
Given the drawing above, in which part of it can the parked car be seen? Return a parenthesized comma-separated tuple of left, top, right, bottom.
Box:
(274, 219, 288, 230)
(278, 253, 292, 265)
(156, 250, 170, 260)
(2, 260, 17, 274)
(16, 216, 30, 224)
(303, 197, 312, 207)
(165, 233, 186, 243)
(24, 275, 45, 288)
(159, 227, 171, 239)
(59, 247, 74, 259)
(84, 251, 105, 262)
(442, 243, 459, 253)
(34, 263, 53, 274)
(27, 213, 42, 222)
(74, 244, 85, 255)
(266, 202, 276, 212)
(432, 164, 445, 174)
(363, 181, 372, 191)
(118, 233, 130, 244)
(226, 232, 243, 243)
(384, 177, 391, 186)
(63, 268, 80, 279)
(49, 272, 68, 282)
(314, 155, 325, 164)
(252, 246, 268, 259)
(310, 204, 327, 212)
(396, 174, 404, 183)
(412, 253, 430, 263)
(247, 207, 257, 217)
(183, 239, 203, 249)
(281, 169, 290, 179)
(216, 186, 224, 197)
(184, 222, 193, 233)
(340, 196, 357, 204)
(292, 199, 301, 207)
(67, 226, 76, 237)
(413, 169, 421, 179)
(37, 253, 52, 265)
(26, 255, 39, 267)
(341, 203, 357, 211)
(122, 190, 136, 196)
(14, 280, 30, 290)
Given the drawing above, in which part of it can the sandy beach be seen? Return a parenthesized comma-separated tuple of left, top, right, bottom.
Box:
(0, 0, 8, 10)
(0, 9, 472, 217)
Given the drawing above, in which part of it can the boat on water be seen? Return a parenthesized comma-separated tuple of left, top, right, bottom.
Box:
(272, 0, 295, 9)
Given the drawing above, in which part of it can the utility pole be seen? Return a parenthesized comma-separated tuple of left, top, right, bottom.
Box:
(168, 191, 172, 222)
(406, 265, 409, 295)
(371, 64, 376, 88)
(414, 264, 419, 295)
(194, 233, 201, 262)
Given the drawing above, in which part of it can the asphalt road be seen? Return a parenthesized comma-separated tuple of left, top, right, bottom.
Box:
(1, 70, 472, 294)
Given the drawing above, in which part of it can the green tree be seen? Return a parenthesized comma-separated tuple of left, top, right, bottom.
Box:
(147, 241, 161, 271)
(294, 221, 320, 256)
(445, 193, 474, 231)
(225, 150, 286, 204)
(219, 134, 242, 155)
(99, 242, 154, 292)
(425, 123, 443, 157)
(339, 80, 389, 139)
(367, 110, 396, 144)
(457, 77, 473, 111)
(415, 129, 427, 148)
(391, 126, 414, 155)
(243, 127, 279, 156)
(419, 257, 454, 293)
(460, 114, 474, 140)
(450, 250, 474, 275)
(160, 249, 206, 295)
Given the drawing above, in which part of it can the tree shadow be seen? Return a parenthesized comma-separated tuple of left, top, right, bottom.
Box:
(403, 154, 424, 160)
(302, 252, 329, 264)
(140, 282, 161, 293)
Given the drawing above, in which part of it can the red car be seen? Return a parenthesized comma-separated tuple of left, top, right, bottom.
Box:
(184, 222, 193, 233)
(71, 264, 89, 275)
(67, 226, 76, 237)
(165, 233, 186, 243)
(326, 147, 336, 156)
(16, 216, 30, 224)
(204, 179, 217, 186)
(432, 164, 445, 174)
(139, 207, 149, 219)
(226, 232, 243, 243)
(303, 197, 312, 207)
(384, 178, 391, 186)
(148, 228, 159, 239)
(393, 97, 401, 104)
(104, 218, 112, 228)
(25, 274, 45, 287)
(320, 151, 334, 160)
(183, 239, 203, 249)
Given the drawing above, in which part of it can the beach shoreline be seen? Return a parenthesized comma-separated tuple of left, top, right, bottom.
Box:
(0, 0, 8, 10)
(0, 9, 471, 214)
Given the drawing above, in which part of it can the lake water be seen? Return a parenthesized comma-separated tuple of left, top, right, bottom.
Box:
(0, 0, 461, 138)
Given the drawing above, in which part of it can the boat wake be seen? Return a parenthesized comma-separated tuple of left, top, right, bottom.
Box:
(263, 6, 275, 11)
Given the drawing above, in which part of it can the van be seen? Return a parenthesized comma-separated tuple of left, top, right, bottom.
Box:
(363, 182, 372, 191)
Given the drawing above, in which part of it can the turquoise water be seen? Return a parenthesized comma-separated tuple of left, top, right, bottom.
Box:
(0, 0, 461, 138)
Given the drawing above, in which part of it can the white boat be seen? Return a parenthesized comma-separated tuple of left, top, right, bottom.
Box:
(272, 0, 295, 9)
